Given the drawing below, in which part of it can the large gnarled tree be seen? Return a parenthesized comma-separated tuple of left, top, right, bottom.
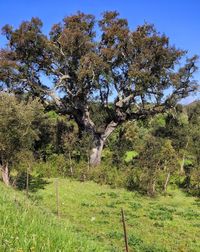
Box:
(0, 11, 198, 166)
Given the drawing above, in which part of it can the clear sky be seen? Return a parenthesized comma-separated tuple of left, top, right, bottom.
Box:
(0, 0, 199, 103)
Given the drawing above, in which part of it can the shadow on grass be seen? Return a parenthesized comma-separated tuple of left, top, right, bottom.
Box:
(14, 172, 50, 192)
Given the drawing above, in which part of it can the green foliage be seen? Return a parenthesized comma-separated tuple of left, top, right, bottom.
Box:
(0, 93, 45, 184)
(124, 150, 138, 163)
(1, 13, 198, 156)
(184, 159, 193, 166)
(15, 172, 48, 192)
(150, 114, 166, 129)
(127, 137, 178, 195)
(46, 110, 60, 120)
(0, 11, 199, 184)
(148, 209, 173, 221)
(0, 94, 44, 159)
(33, 155, 70, 178)
(0, 91, 199, 198)
(88, 163, 126, 188)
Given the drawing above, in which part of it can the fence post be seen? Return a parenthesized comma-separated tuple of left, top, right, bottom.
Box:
(26, 166, 29, 197)
(55, 178, 60, 217)
(121, 208, 129, 252)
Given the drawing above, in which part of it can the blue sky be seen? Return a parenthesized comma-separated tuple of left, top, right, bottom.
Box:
(0, 0, 199, 103)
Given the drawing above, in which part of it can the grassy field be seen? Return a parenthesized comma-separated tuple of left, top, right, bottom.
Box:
(1, 179, 200, 252)
(0, 182, 110, 252)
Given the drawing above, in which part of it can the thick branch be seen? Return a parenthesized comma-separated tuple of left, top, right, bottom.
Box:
(102, 120, 118, 141)
(47, 89, 62, 107)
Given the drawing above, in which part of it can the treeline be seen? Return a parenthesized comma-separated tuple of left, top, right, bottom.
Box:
(0, 92, 199, 196)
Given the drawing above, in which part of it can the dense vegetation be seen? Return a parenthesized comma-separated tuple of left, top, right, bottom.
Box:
(0, 92, 199, 196)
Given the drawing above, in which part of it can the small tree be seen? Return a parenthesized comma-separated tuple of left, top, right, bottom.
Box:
(14, 150, 34, 195)
(0, 93, 44, 185)
(159, 140, 178, 193)
(136, 137, 177, 196)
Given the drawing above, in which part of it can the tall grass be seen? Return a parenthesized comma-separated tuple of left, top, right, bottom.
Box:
(1, 179, 200, 251)
(0, 183, 109, 251)
(33, 179, 200, 252)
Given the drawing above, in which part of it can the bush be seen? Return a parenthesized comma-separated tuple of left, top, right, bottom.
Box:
(88, 163, 127, 188)
(33, 154, 69, 178)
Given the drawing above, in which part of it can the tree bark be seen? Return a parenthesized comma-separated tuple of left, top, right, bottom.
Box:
(26, 166, 29, 197)
(180, 139, 189, 174)
(73, 105, 119, 166)
(69, 152, 73, 176)
(148, 177, 156, 196)
(1, 163, 10, 186)
(90, 136, 104, 166)
(89, 121, 118, 166)
(180, 155, 185, 174)
(163, 172, 170, 193)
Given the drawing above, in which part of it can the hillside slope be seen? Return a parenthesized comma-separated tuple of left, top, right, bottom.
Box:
(1, 179, 200, 251)
(0, 182, 109, 252)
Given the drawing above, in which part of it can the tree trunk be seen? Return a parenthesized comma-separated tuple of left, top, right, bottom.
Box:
(148, 177, 156, 196)
(180, 139, 189, 174)
(74, 105, 118, 167)
(87, 150, 90, 172)
(180, 155, 185, 174)
(90, 137, 104, 166)
(26, 166, 29, 197)
(89, 121, 118, 166)
(69, 152, 73, 176)
(152, 180, 156, 193)
(163, 172, 170, 193)
(1, 163, 10, 186)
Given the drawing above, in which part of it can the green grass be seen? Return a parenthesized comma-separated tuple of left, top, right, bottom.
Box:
(1, 179, 200, 252)
(0, 183, 110, 251)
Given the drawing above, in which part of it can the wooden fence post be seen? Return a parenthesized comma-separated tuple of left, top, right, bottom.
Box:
(26, 166, 29, 197)
(121, 208, 129, 252)
(55, 178, 60, 217)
